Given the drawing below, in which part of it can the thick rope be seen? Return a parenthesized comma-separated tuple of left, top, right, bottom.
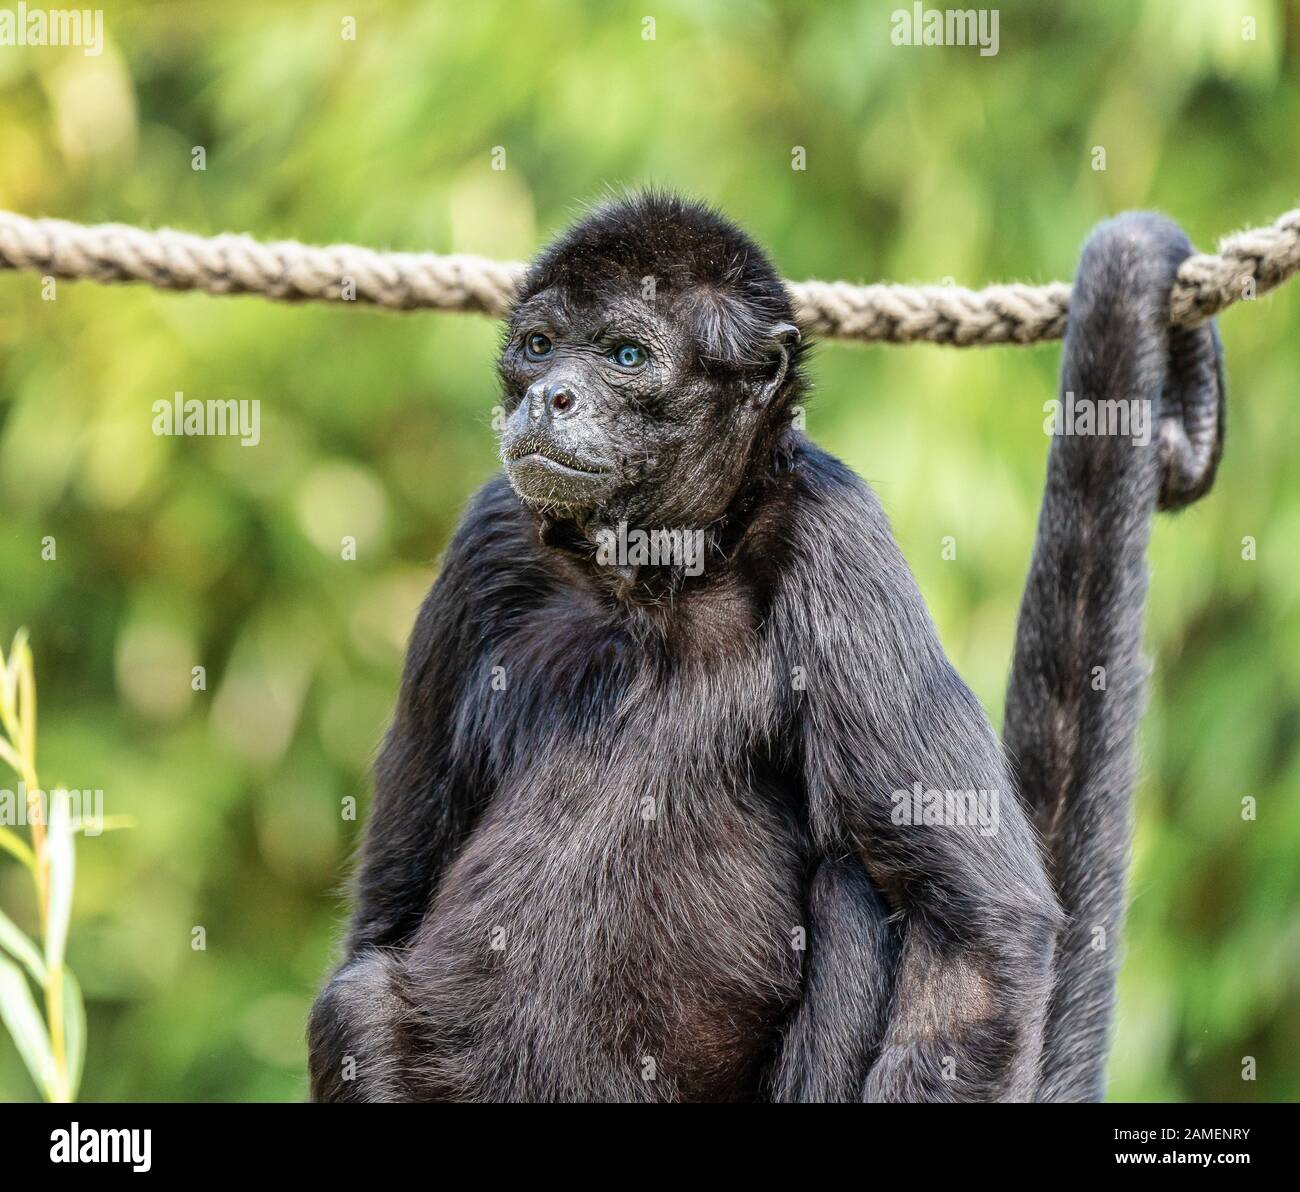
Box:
(0, 207, 1296, 346)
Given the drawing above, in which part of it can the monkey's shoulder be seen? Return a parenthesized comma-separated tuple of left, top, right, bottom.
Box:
(755, 439, 946, 663)
(772, 439, 913, 583)
(400, 473, 552, 660)
(450, 469, 541, 559)
(427, 472, 565, 602)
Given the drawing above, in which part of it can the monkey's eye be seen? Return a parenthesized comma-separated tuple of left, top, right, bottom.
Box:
(525, 333, 552, 359)
(611, 343, 647, 369)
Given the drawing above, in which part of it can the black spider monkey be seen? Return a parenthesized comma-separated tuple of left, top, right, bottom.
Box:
(307, 194, 1224, 1102)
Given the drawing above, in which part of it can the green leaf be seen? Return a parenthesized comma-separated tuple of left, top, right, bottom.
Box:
(63, 967, 87, 1100)
(0, 628, 26, 743)
(0, 735, 23, 776)
(0, 630, 19, 719)
(72, 814, 135, 836)
(0, 905, 46, 983)
(0, 952, 56, 1100)
(15, 637, 34, 765)
(44, 788, 75, 973)
(0, 824, 36, 870)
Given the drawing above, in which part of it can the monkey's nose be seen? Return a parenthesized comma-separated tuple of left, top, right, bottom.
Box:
(543, 383, 578, 419)
(529, 381, 579, 420)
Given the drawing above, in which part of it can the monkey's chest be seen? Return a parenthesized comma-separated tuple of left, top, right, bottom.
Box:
(408, 760, 806, 1102)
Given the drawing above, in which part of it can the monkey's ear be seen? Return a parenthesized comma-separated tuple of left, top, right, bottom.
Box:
(753, 322, 801, 407)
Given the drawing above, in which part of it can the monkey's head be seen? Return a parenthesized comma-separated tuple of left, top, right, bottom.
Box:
(498, 192, 806, 533)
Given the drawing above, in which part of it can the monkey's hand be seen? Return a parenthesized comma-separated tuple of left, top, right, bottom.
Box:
(852, 798, 1061, 1103)
(308, 949, 413, 1102)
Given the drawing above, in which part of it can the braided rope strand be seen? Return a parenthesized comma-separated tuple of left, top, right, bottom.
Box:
(0, 207, 1296, 345)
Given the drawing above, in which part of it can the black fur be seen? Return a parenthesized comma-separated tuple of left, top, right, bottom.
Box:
(1004, 213, 1225, 1100)
(308, 196, 1223, 1102)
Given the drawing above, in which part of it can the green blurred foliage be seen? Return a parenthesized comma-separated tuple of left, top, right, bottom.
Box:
(0, 0, 1297, 1102)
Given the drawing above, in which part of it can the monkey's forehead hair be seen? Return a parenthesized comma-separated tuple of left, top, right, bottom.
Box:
(516, 190, 795, 323)
(511, 191, 802, 372)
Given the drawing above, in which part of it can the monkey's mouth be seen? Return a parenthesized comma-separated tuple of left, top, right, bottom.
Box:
(503, 434, 610, 476)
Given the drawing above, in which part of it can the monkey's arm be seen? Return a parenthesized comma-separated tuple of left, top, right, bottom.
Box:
(309, 478, 514, 1100)
(345, 514, 493, 956)
(775, 453, 1061, 1102)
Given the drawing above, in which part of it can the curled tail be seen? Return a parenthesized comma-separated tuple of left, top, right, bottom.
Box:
(1002, 213, 1226, 1102)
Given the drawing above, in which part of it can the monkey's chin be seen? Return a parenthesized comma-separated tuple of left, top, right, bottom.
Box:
(504, 454, 613, 513)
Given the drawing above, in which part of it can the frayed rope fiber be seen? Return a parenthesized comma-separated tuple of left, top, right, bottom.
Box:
(0, 206, 1297, 346)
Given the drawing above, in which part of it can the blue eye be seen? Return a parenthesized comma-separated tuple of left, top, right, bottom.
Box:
(525, 333, 552, 358)
(612, 343, 646, 368)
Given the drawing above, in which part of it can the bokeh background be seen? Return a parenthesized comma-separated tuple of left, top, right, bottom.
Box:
(0, 0, 1297, 1102)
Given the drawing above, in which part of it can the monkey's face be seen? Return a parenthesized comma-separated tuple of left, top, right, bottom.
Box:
(498, 288, 657, 518)
(498, 287, 799, 530)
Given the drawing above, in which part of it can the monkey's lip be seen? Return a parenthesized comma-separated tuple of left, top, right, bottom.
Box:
(503, 439, 610, 475)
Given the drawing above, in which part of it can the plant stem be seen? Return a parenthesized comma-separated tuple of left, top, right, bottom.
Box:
(1, 644, 67, 1102)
